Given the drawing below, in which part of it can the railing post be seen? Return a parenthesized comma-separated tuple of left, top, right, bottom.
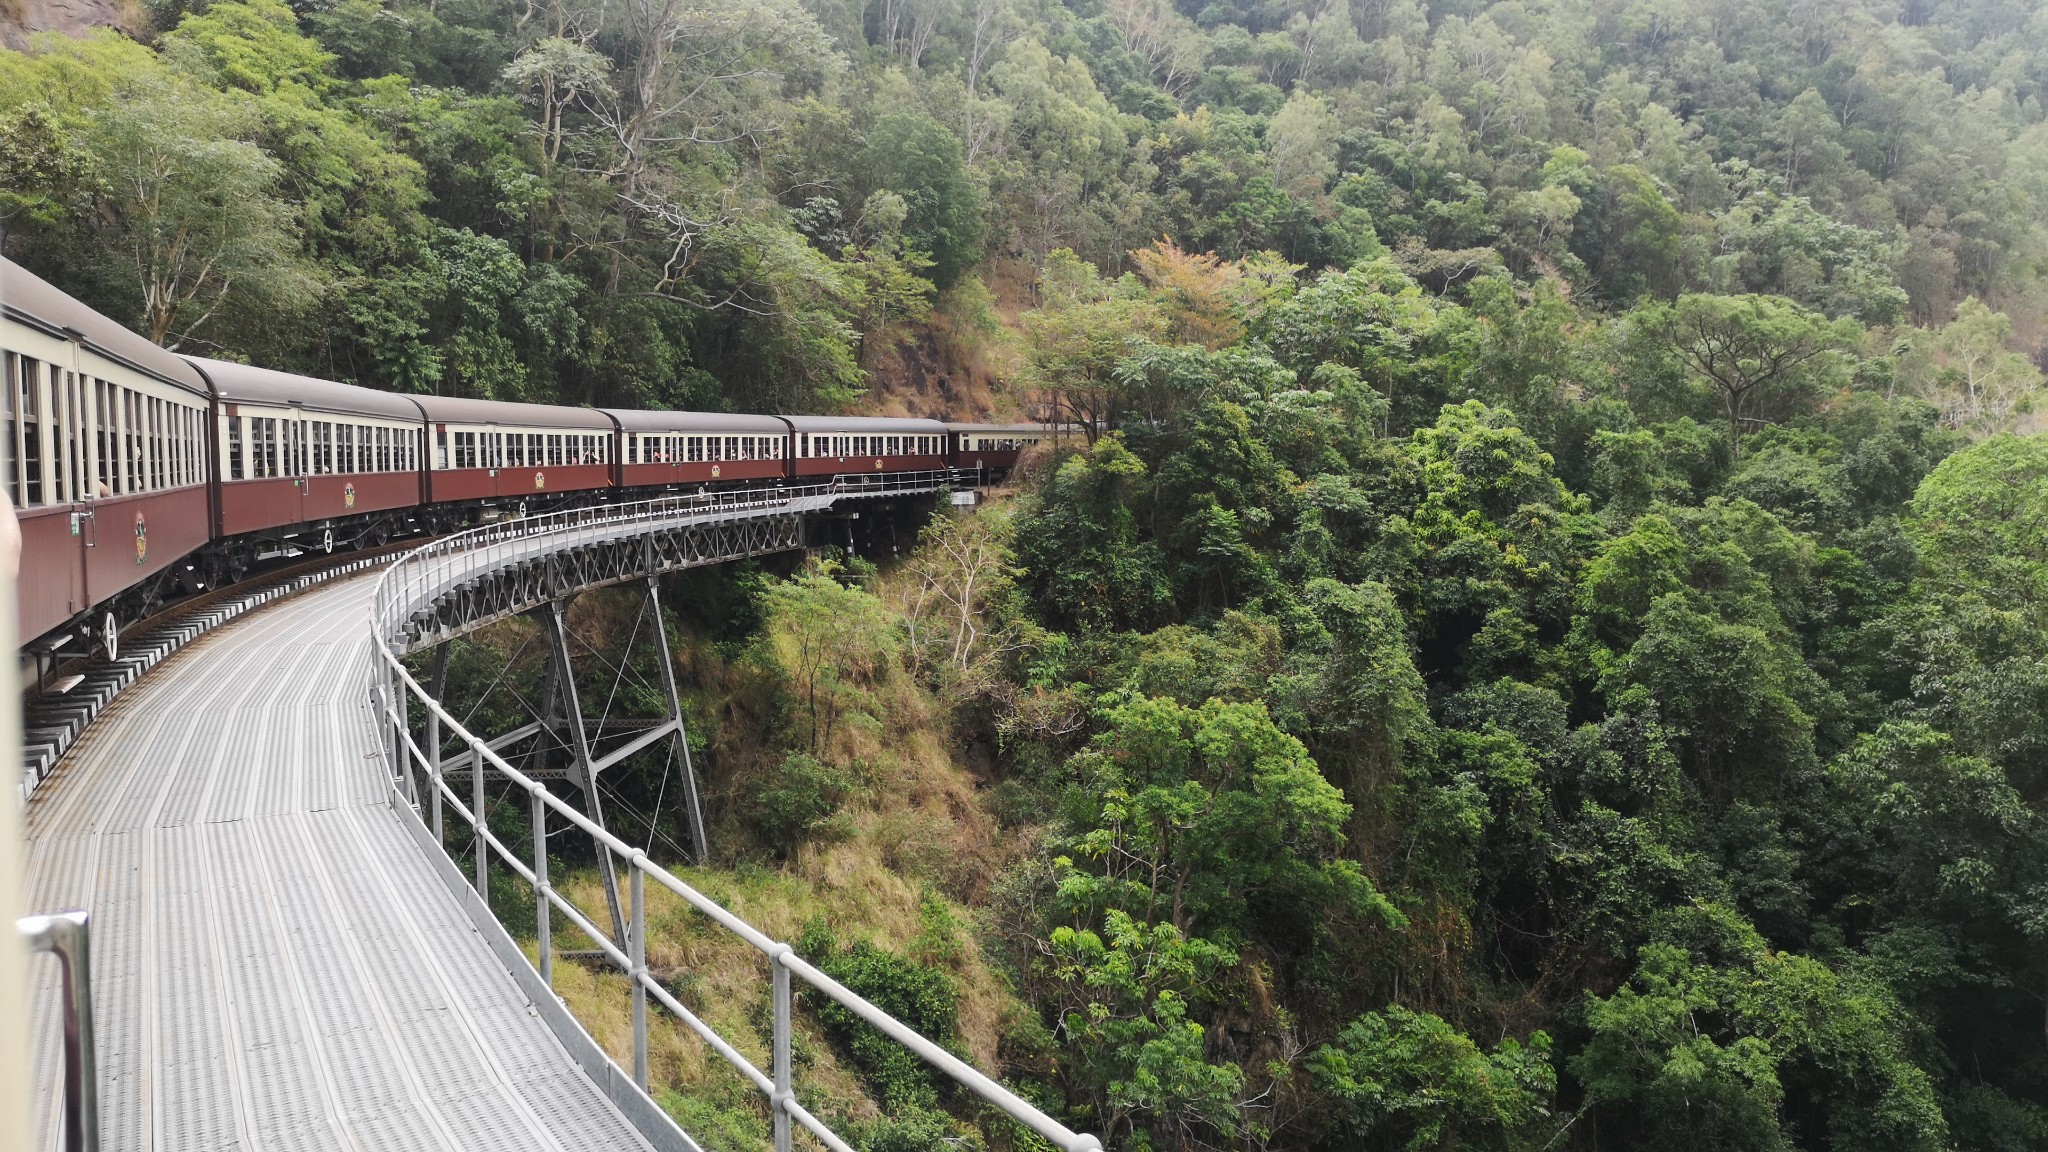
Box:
(429, 644, 450, 843)
(630, 861, 648, 1090)
(532, 786, 552, 989)
(772, 946, 792, 1152)
(18, 910, 96, 1152)
(472, 736, 488, 901)
(394, 667, 415, 809)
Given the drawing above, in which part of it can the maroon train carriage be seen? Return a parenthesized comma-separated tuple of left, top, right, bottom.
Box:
(3, 258, 215, 656)
(947, 422, 1059, 477)
(186, 358, 427, 560)
(414, 395, 615, 515)
(606, 409, 789, 490)
(782, 415, 948, 479)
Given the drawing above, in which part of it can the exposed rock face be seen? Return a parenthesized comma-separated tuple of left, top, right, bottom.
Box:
(0, 0, 145, 51)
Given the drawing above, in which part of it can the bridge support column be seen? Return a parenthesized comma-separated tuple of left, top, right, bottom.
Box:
(644, 576, 709, 862)
(543, 597, 630, 948)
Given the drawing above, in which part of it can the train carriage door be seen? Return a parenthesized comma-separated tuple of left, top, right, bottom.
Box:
(35, 359, 89, 623)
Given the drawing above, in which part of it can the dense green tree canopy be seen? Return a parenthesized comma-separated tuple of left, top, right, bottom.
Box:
(10, 0, 2048, 1149)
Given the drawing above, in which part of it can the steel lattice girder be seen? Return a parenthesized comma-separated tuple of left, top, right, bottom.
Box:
(397, 510, 806, 653)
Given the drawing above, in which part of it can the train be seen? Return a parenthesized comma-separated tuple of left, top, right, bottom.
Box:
(2, 257, 1059, 664)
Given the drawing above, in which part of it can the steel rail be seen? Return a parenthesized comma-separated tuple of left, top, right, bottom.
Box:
(371, 474, 1102, 1152)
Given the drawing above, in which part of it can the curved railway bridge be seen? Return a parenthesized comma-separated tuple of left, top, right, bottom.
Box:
(23, 474, 1100, 1152)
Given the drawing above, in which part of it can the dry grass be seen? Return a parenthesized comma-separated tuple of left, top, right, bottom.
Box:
(522, 573, 1035, 1138)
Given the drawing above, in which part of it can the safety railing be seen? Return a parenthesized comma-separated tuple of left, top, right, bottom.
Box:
(370, 474, 1099, 1152)
(374, 471, 956, 650)
(19, 910, 97, 1152)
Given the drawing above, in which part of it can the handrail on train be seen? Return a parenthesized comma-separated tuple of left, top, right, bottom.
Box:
(18, 910, 96, 1152)
(371, 471, 1101, 1152)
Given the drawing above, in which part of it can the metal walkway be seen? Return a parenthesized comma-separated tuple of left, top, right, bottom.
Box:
(22, 571, 656, 1152)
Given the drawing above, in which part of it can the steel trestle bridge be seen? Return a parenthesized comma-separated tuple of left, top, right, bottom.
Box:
(23, 472, 1101, 1152)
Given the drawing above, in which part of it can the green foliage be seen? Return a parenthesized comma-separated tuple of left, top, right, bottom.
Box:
(1310, 1005, 1556, 1151)
(862, 111, 981, 288)
(747, 752, 852, 858)
(797, 925, 959, 1112)
(757, 565, 899, 754)
(1575, 905, 1949, 1152)
(1054, 695, 1398, 943)
(12, 0, 2048, 1146)
(1038, 912, 1245, 1147)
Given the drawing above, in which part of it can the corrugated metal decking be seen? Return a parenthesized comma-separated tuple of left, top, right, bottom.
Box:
(21, 572, 656, 1152)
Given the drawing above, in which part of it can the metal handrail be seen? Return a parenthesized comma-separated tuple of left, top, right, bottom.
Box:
(19, 910, 97, 1152)
(370, 473, 1100, 1152)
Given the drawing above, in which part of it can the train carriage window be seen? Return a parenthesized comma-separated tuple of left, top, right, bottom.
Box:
(48, 368, 67, 503)
(1, 354, 13, 507)
(228, 415, 244, 480)
(118, 390, 134, 493)
(143, 396, 158, 491)
(685, 435, 701, 462)
(17, 356, 41, 505)
(92, 381, 111, 496)
(455, 430, 475, 469)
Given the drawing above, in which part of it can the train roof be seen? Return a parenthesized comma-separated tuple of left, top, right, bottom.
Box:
(946, 422, 1064, 434)
(781, 414, 949, 433)
(185, 357, 425, 421)
(0, 258, 210, 396)
(600, 409, 788, 434)
(411, 394, 616, 430)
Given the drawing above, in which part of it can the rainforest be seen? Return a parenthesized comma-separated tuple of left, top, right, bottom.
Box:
(7, 0, 2048, 1148)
